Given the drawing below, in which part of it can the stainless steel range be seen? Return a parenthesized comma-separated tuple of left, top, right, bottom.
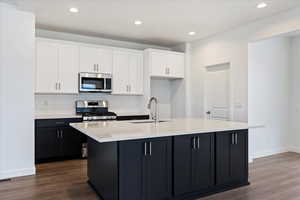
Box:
(76, 100, 117, 121)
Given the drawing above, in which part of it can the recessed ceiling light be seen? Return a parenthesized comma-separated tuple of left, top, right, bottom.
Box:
(134, 20, 142, 25)
(257, 2, 267, 8)
(188, 31, 196, 36)
(69, 7, 79, 13)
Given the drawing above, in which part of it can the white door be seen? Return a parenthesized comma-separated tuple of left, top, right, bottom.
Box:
(128, 53, 143, 95)
(150, 51, 167, 77)
(204, 64, 230, 120)
(112, 51, 129, 94)
(98, 48, 113, 74)
(58, 44, 79, 94)
(79, 46, 98, 73)
(168, 53, 184, 78)
(36, 41, 59, 93)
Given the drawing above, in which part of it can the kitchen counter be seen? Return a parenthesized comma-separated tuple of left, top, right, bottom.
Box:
(35, 113, 149, 120)
(35, 113, 82, 120)
(81, 117, 249, 200)
(70, 118, 248, 143)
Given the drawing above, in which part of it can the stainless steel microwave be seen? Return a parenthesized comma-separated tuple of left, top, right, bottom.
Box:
(79, 73, 112, 93)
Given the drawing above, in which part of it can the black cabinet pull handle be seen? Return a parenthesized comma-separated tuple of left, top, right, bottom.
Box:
(235, 133, 238, 145)
(149, 142, 152, 156)
(60, 130, 63, 139)
(197, 137, 200, 149)
(56, 130, 59, 139)
(231, 133, 235, 145)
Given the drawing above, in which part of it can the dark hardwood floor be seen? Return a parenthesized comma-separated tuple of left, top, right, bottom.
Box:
(1, 152, 300, 200)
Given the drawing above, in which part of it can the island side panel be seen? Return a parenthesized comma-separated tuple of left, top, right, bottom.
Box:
(87, 137, 118, 200)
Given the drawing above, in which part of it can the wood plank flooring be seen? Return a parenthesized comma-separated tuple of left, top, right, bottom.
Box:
(1, 152, 300, 200)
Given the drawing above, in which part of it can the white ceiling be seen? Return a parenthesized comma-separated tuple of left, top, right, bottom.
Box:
(14, 0, 300, 47)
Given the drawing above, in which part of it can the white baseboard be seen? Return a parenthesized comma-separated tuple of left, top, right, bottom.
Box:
(253, 147, 289, 159)
(0, 167, 36, 180)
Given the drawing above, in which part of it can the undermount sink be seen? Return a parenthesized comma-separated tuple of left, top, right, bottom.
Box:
(131, 120, 168, 124)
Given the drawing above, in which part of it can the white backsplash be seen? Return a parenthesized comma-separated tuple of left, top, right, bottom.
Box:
(150, 79, 172, 119)
(35, 93, 148, 116)
(35, 80, 173, 119)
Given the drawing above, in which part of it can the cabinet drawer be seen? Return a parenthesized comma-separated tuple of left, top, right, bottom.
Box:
(35, 118, 82, 128)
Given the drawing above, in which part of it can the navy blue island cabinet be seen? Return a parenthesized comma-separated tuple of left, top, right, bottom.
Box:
(87, 130, 249, 200)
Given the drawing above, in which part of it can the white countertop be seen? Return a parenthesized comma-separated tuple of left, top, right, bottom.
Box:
(35, 112, 149, 119)
(35, 113, 82, 119)
(70, 118, 248, 143)
(114, 111, 149, 117)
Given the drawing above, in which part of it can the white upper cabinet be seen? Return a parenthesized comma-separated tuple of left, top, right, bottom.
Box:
(98, 48, 113, 74)
(129, 53, 143, 95)
(112, 51, 129, 94)
(79, 46, 113, 74)
(146, 49, 185, 79)
(36, 38, 143, 95)
(58, 44, 79, 94)
(112, 50, 143, 95)
(150, 51, 167, 77)
(79, 46, 98, 73)
(35, 39, 79, 94)
(167, 53, 184, 78)
(36, 41, 59, 93)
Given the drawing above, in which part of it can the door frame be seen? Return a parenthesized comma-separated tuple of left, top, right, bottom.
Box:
(203, 62, 233, 120)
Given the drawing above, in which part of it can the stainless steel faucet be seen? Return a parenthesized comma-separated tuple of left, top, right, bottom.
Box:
(148, 97, 159, 123)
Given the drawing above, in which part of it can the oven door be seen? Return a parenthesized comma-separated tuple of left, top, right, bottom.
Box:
(79, 73, 112, 92)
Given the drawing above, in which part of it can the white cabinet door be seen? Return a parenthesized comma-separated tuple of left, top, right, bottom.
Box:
(168, 53, 184, 78)
(128, 53, 143, 95)
(58, 44, 79, 94)
(147, 49, 185, 79)
(36, 41, 59, 93)
(79, 46, 98, 73)
(150, 51, 167, 77)
(98, 48, 113, 74)
(112, 51, 129, 94)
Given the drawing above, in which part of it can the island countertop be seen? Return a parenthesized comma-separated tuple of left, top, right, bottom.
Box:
(70, 118, 248, 143)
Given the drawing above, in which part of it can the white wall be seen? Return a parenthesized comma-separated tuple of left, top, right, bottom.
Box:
(0, 3, 35, 179)
(248, 37, 290, 158)
(189, 7, 300, 121)
(289, 35, 300, 153)
(35, 94, 147, 116)
(189, 6, 300, 159)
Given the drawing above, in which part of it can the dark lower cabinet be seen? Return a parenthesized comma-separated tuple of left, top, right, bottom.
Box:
(119, 139, 147, 200)
(119, 137, 172, 200)
(87, 130, 249, 200)
(35, 127, 61, 160)
(35, 118, 83, 163)
(216, 130, 248, 186)
(60, 126, 82, 157)
(147, 137, 172, 200)
(174, 133, 214, 196)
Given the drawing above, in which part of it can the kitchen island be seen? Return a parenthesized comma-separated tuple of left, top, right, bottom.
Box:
(71, 118, 249, 200)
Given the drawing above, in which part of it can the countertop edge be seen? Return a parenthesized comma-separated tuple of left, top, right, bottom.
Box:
(70, 123, 248, 143)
